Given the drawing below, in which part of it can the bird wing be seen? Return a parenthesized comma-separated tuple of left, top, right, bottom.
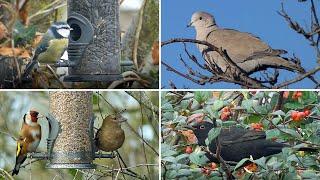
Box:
(206, 29, 273, 62)
(33, 34, 51, 61)
(220, 127, 266, 146)
(37, 38, 68, 63)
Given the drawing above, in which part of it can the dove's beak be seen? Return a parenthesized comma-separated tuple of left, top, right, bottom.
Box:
(187, 21, 193, 28)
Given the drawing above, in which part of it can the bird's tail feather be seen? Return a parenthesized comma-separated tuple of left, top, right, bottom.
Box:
(22, 60, 38, 79)
(12, 155, 27, 176)
(254, 56, 304, 73)
(12, 164, 20, 176)
(254, 57, 320, 85)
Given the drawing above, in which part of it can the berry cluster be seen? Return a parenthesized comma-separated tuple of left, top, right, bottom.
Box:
(291, 110, 311, 122)
(220, 107, 231, 121)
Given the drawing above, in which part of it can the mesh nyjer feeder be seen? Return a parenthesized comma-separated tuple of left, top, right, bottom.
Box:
(30, 91, 113, 169)
(55, 0, 133, 82)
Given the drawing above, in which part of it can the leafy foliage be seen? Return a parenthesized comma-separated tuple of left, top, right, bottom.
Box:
(161, 91, 320, 179)
(13, 21, 36, 47)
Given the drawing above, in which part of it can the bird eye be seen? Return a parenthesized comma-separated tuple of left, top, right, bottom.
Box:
(200, 125, 205, 129)
(199, 17, 203, 20)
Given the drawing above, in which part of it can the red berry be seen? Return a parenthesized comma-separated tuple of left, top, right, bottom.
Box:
(283, 91, 289, 99)
(210, 162, 217, 169)
(251, 123, 263, 131)
(203, 169, 211, 176)
(291, 111, 299, 121)
(221, 113, 229, 121)
(298, 112, 305, 119)
(222, 107, 230, 112)
(185, 146, 193, 154)
(201, 168, 206, 173)
(304, 110, 311, 116)
(292, 91, 303, 100)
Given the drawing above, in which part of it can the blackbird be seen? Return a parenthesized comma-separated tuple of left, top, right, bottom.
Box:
(187, 121, 287, 163)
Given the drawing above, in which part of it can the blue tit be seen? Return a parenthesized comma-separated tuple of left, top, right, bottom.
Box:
(23, 22, 70, 78)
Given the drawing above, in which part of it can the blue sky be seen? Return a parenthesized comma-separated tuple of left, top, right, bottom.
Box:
(161, 0, 320, 89)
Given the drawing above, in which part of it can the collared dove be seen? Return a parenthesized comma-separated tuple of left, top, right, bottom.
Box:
(188, 11, 304, 74)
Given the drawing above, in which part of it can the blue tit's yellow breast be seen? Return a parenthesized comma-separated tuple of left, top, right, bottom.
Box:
(37, 38, 68, 63)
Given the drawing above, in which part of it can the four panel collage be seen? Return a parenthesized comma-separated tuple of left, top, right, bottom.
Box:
(0, 0, 319, 179)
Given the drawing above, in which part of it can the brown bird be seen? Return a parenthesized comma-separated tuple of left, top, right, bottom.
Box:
(95, 114, 127, 152)
(12, 110, 41, 176)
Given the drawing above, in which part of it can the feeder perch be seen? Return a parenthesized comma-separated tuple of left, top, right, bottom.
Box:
(62, 0, 122, 82)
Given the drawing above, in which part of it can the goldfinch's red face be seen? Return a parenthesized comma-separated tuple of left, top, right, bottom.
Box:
(29, 111, 39, 122)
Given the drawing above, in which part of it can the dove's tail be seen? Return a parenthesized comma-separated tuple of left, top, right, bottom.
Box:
(250, 56, 304, 73)
(250, 56, 319, 85)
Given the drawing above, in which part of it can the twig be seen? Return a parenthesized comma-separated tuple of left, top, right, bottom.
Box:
(132, 0, 147, 69)
(28, 0, 65, 21)
(0, 168, 14, 180)
(0, 130, 17, 141)
(46, 65, 65, 88)
(273, 66, 320, 88)
(139, 92, 152, 180)
(162, 38, 267, 88)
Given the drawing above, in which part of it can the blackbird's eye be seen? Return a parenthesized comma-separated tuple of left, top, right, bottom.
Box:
(200, 125, 205, 129)
(199, 17, 203, 20)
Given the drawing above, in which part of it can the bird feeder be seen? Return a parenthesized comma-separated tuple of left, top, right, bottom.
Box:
(29, 91, 113, 169)
(47, 91, 95, 168)
(60, 0, 123, 82)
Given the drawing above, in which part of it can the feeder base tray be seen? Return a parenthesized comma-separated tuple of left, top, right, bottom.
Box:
(63, 74, 122, 82)
(46, 163, 96, 169)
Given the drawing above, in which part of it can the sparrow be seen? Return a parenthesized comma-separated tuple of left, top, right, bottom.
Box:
(95, 114, 127, 152)
(12, 110, 41, 176)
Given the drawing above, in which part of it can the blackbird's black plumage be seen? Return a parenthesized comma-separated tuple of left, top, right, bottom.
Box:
(190, 121, 287, 163)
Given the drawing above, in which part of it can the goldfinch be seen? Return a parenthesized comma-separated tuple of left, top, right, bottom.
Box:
(95, 114, 127, 152)
(12, 110, 41, 176)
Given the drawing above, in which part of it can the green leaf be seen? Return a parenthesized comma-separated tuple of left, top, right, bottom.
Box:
(234, 158, 251, 170)
(162, 102, 174, 111)
(212, 100, 224, 111)
(254, 156, 266, 169)
(189, 151, 209, 165)
(166, 170, 178, 179)
(177, 169, 192, 177)
(266, 129, 280, 140)
(241, 100, 253, 111)
(301, 170, 319, 179)
(271, 117, 282, 125)
(222, 121, 237, 127)
(162, 156, 177, 163)
(271, 110, 286, 116)
(207, 127, 221, 143)
(173, 116, 187, 124)
(194, 91, 211, 104)
(284, 101, 304, 110)
(301, 91, 317, 104)
(176, 154, 189, 162)
(162, 143, 177, 157)
(280, 128, 302, 139)
(244, 114, 262, 124)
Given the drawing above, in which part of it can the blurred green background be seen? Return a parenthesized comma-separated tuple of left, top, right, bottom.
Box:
(0, 91, 159, 179)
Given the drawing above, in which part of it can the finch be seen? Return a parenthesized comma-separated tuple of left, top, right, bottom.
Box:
(95, 114, 126, 152)
(12, 110, 41, 176)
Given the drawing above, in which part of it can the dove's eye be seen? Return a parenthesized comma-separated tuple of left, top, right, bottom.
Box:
(200, 125, 205, 129)
(199, 17, 203, 20)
